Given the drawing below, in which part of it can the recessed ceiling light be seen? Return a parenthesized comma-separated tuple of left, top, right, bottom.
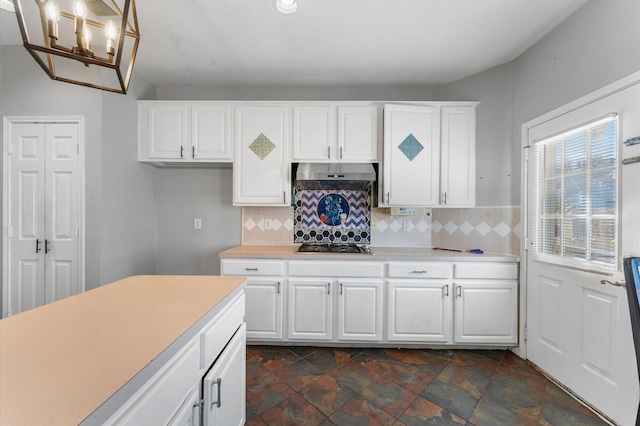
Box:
(0, 0, 15, 12)
(275, 0, 297, 14)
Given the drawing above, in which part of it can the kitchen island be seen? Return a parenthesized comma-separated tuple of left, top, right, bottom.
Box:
(0, 275, 246, 426)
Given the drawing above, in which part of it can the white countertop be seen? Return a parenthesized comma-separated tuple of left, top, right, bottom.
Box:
(219, 244, 519, 262)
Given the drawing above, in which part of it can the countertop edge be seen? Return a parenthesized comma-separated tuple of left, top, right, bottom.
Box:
(80, 281, 246, 425)
(219, 245, 520, 263)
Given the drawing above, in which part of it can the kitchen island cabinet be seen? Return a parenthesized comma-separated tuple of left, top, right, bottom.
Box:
(0, 275, 246, 426)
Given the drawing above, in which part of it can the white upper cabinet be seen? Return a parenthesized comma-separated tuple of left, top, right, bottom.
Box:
(337, 105, 379, 161)
(234, 105, 290, 206)
(382, 104, 440, 206)
(292, 104, 379, 162)
(292, 105, 336, 161)
(440, 105, 476, 207)
(138, 102, 232, 164)
(380, 102, 476, 207)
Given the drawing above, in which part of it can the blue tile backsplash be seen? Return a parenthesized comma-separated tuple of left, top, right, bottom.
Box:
(294, 187, 371, 244)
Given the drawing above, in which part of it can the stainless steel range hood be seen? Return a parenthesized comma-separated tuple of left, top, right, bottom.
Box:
(295, 163, 376, 190)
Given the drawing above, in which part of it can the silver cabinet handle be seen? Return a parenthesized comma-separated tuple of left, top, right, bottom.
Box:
(601, 279, 625, 287)
(340, 283, 343, 295)
(456, 285, 462, 298)
(443, 285, 449, 297)
(35, 239, 41, 254)
(411, 270, 427, 274)
(211, 378, 221, 408)
(180, 146, 184, 159)
(442, 192, 447, 205)
(327, 146, 331, 159)
(385, 192, 390, 204)
(327, 283, 331, 295)
(277, 282, 280, 294)
(45, 239, 50, 254)
(339, 146, 343, 159)
(245, 268, 258, 271)
(192, 146, 195, 158)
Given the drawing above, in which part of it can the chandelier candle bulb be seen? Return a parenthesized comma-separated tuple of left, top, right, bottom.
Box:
(44, 0, 60, 40)
(105, 20, 117, 56)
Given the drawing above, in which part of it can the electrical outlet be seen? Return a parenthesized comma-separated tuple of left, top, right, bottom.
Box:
(264, 219, 272, 230)
(194, 218, 202, 229)
(371, 220, 378, 231)
(403, 220, 411, 231)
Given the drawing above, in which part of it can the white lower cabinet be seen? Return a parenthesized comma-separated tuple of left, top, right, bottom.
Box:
(220, 259, 284, 341)
(244, 278, 283, 340)
(453, 281, 518, 344)
(202, 324, 247, 426)
(287, 279, 333, 341)
(336, 279, 383, 341)
(453, 262, 519, 344)
(387, 280, 452, 343)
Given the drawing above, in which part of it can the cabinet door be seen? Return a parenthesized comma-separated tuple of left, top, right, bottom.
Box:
(337, 106, 378, 161)
(292, 105, 336, 161)
(234, 106, 290, 205)
(337, 279, 383, 341)
(454, 281, 518, 344)
(203, 324, 246, 426)
(191, 104, 232, 161)
(382, 104, 440, 206)
(287, 279, 333, 340)
(440, 105, 476, 207)
(144, 103, 189, 160)
(387, 280, 452, 343)
(167, 388, 200, 426)
(244, 278, 283, 340)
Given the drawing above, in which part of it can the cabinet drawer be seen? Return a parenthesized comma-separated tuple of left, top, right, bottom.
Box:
(388, 262, 451, 279)
(200, 292, 245, 369)
(221, 259, 285, 276)
(288, 261, 384, 277)
(454, 262, 518, 279)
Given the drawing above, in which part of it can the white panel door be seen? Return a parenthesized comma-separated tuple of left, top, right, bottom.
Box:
(382, 104, 440, 206)
(454, 281, 518, 344)
(234, 106, 290, 205)
(203, 324, 246, 426)
(9, 123, 46, 313)
(6, 122, 81, 315)
(45, 124, 80, 304)
(336, 279, 383, 341)
(191, 104, 232, 161)
(244, 278, 283, 340)
(337, 106, 378, 161)
(525, 80, 640, 425)
(287, 279, 332, 340)
(440, 105, 476, 207)
(387, 280, 452, 343)
(292, 105, 335, 161)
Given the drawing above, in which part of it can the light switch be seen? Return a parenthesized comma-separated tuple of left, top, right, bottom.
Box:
(194, 218, 202, 229)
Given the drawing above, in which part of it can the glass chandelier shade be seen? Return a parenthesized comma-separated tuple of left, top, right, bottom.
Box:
(12, 0, 140, 94)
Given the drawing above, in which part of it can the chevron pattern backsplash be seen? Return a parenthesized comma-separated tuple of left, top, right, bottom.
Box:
(294, 188, 371, 244)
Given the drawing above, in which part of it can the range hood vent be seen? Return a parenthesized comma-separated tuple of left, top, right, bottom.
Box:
(295, 163, 376, 191)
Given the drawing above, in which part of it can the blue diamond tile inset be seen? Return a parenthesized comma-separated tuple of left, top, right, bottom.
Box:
(398, 133, 424, 161)
(249, 133, 276, 160)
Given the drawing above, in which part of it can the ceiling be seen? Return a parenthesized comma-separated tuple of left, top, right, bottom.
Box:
(1, 0, 589, 88)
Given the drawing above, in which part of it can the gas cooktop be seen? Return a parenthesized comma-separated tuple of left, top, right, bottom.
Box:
(297, 243, 372, 254)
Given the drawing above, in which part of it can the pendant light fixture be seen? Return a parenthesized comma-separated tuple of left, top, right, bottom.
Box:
(275, 0, 297, 14)
(11, 0, 140, 94)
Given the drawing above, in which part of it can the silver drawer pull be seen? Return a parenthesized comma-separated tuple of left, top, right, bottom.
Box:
(411, 270, 427, 274)
(245, 268, 258, 271)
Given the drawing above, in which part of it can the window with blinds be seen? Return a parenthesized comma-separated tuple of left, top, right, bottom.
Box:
(535, 115, 618, 267)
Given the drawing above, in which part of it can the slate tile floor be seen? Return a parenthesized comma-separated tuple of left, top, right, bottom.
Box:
(246, 346, 608, 426)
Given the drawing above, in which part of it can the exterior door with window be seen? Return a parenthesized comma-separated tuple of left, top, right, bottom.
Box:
(525, 79, 640, 425)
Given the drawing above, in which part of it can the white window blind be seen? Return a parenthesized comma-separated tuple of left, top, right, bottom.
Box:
(535, 115, 618, 267)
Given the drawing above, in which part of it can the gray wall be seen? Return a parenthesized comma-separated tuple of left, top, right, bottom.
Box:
(155, 167, 241, 275)
(0, 45, 158, 298)
(434, 0, 640, 206)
